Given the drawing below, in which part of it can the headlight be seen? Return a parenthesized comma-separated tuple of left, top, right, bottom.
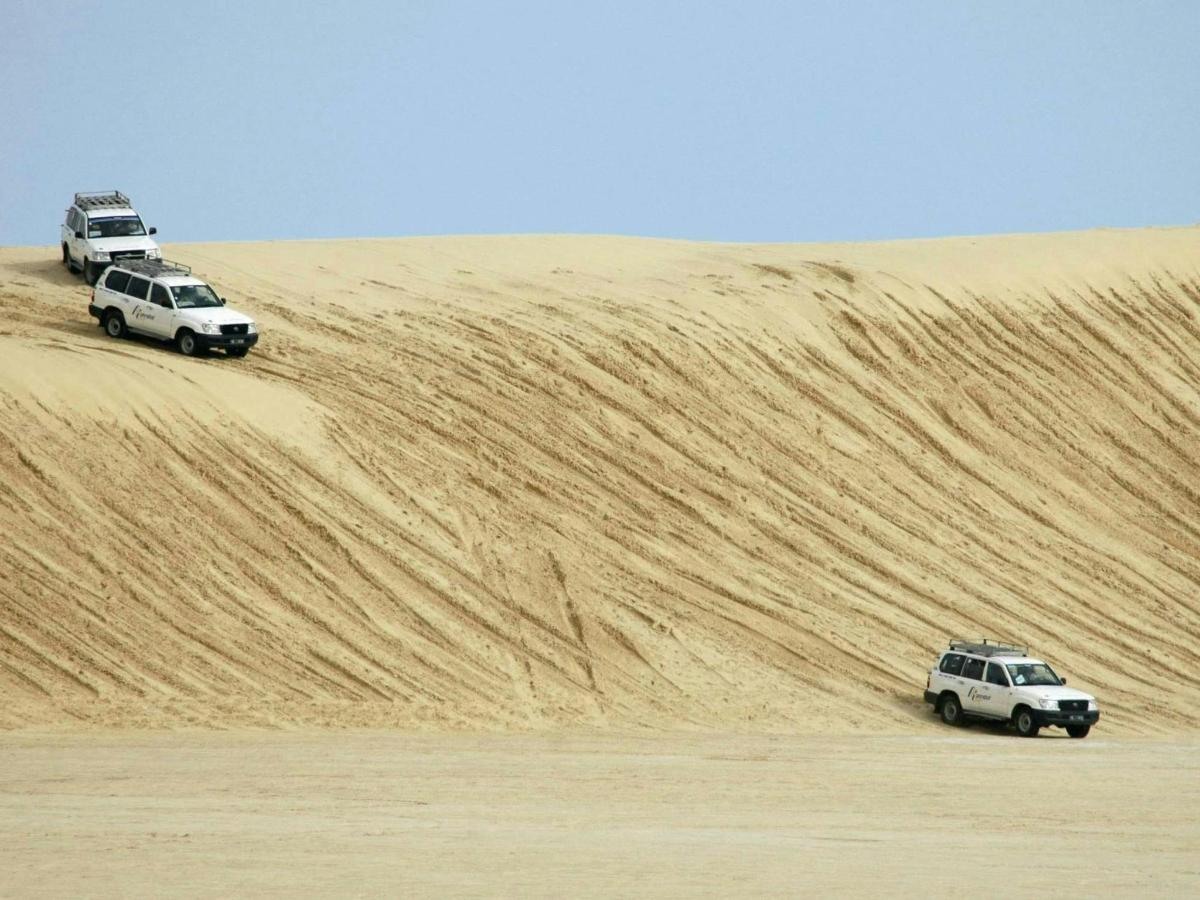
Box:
(146, 248, 161, 259)
(1038, 698, 1059, 710)
(247, 322, 257, 334)
(1087, 700, 1098, 711)
(93, 250, 110, 260)
(200, 322, 221, 334)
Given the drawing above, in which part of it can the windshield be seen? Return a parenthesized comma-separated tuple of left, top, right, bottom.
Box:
(172, 284, 222, 309)
(87, 216, 146, 238)
(1006, 663, 1062, 687)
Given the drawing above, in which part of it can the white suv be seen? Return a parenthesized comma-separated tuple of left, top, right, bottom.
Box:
(924, 640, 1100, 738)
(62, 191, 162, 284)
(88, 259, 259, 358)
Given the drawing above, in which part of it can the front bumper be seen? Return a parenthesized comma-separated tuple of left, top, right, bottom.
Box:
(88, 303, 103, 320)
(923, 690, 939, 706)
(195, 332, 259, 351)
(1034, 709, 1100, 728)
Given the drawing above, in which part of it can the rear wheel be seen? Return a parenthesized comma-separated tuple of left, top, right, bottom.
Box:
(1014, 706, 1040, 737)
(939, 693, 963, 726)
(177, 330, 199, 357)
(103, 311, 126, 339)
(1066, 724, 1090, 739)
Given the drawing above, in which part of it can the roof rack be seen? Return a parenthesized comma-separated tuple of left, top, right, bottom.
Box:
(948, 639, 1029, 658)
(111, 258, 192, 277)
(74, 191, 132, 211)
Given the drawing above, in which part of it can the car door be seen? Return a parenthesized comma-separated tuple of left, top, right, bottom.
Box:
(147, 282, 178, 339)
(959, 657, 987, 713)
(933, 652, 966, 696)
(973, 662, 1015, 719)
(66, 209, 84, 262)
(96, 268, 131, 312)
(123, 275, 159, 335)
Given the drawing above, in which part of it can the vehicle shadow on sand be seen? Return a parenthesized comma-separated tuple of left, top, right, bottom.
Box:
(45, 318, 243, 363)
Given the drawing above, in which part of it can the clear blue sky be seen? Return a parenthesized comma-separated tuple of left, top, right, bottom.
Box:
(2, 1, 1197, 246)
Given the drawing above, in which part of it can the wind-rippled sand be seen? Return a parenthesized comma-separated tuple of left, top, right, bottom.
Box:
(2, 229, 1199, 894)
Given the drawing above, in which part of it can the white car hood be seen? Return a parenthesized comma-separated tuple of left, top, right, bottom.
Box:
(176, 306, 254, 327)
(91, 236, 161, 253)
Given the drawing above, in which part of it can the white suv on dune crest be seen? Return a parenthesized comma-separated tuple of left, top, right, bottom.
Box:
(88, 259, 259, 358)
(62, 191, 161, 285)
(924, 640, 1100, 738)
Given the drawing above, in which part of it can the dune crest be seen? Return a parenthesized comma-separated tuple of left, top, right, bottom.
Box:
(1, 229, 1198, 732)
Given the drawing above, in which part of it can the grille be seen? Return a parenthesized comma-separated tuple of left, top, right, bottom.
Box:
(220, 323, 249, 335)
(1058, 700, 1088, 712)
(110, 250, 146, 262)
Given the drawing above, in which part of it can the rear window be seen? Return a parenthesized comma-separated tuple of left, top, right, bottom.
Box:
(126, 276, 151, 301)
(939, 653, 965, 675)
(105, 270, 131, 293)
(962, 657, 985, 681)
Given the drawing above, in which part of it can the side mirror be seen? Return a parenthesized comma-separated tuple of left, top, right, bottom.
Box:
(74, 231, 83, 239)
(219, 297, 226, 306)
(149, 227, 157, 235)
(1060, 677, 1067, 685)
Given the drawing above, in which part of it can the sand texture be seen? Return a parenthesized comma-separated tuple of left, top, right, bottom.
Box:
(2, 732, 1197, 898)
(1, 229, 1199, 733)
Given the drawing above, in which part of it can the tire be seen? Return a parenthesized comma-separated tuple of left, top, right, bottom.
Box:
(227, 347, 248, 358)
(939, 693, 963, 727)
(61, 244, 70, 267)
(1014, 706, 1040, 737)
(1066, 724, 1090, 739)
(103, 311, 127, 339)
(83, 259, 98, 285)
(177, 330, 199, 357)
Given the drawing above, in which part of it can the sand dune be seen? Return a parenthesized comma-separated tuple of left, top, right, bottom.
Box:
(1, 229, 1198, 733)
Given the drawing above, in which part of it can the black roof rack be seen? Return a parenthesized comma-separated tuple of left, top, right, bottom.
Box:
(948, 639, 1029, 658)
(74, 191, 132, 211)
(110, 258, 192, 277)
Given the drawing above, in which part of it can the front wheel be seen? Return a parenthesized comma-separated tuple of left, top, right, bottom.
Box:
(1014, 707, 1040, 737)
(177, 330, 200, 357)
(939, 694, 963, 726)
(83, 258, 99, 284)
(61, 244, 70, 267)
(1066, 724, 1090, 739)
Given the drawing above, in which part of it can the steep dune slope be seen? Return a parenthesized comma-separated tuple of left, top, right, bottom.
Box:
(1, 230, 1198, 732)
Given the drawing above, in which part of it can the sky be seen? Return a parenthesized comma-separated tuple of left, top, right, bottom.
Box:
(2, 1, 1197, 246)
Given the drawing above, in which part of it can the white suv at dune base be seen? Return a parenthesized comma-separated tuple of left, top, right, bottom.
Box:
(88, 259, 258, 358)
(62, 191, 161, 284)
(924, 640, 1100, 738)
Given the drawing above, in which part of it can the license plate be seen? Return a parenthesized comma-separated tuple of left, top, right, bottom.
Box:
(1070, 714, 1082, 720)
(230, 339, 244, 345)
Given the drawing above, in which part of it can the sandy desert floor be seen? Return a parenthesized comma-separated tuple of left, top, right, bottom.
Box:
(2, 228, 1199, 733)
(2, 228, 1199, 895)
(2, 730, 1198, 898)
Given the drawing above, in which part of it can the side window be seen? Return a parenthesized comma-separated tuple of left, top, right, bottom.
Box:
(961, 658, 985, 681)
(939, 653, 965, 676)
(104, 270, 132, 293)
(985, 663, 1008, 686)
(150, 284, 172, 308)
(126, 276, 151, 301)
